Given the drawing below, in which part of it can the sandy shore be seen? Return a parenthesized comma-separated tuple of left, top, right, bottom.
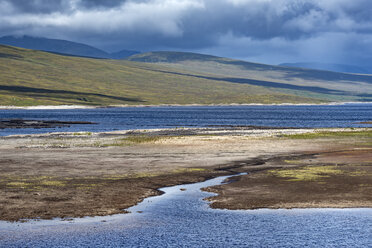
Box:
(0, 127, 371, 221)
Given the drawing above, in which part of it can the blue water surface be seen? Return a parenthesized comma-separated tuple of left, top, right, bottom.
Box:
(0, 103, 372, 136)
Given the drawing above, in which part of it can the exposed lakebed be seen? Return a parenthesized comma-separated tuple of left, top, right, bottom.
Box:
(0, 174, 371, 247)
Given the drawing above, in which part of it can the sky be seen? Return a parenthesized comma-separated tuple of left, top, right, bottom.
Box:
(1, 0, 372, 67)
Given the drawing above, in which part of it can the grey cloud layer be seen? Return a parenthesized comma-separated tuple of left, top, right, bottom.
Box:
(1, 0, 128, 13)
(0, 0, 371, 65)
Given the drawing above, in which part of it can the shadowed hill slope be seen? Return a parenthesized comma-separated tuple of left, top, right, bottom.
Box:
(128, 51, 372, 102)
(0, 45, 325, 106)
(0, 35, 139, 59)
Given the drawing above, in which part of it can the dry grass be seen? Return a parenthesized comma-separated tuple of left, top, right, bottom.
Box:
(0, 45, 330, 106)
(283, 130, 372, 139)
(268, 166, 343, 181)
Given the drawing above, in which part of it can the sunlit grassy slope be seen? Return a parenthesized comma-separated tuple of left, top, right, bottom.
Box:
(128, 51, 372, 102)
(0, 45, 368, 106)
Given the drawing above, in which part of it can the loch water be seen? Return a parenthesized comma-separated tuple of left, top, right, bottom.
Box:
(0, 103, 372, 136)
(0, 174, 371, 247)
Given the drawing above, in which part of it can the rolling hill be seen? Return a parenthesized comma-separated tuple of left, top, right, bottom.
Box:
(0, 35, 139, 59)
(0, 45, 371, 106)
(128, 51, 372, 102)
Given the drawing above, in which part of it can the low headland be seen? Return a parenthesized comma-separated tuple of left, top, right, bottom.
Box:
(0, 127, 371, 221)
(0, 119, 96, 129)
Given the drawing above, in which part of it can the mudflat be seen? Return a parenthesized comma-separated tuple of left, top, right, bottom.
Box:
(0, 127, 371, 221)
(206, 148, 372, 209)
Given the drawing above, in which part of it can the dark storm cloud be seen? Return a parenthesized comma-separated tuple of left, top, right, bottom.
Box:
(180, 1, 318, 41)
(0, 0, 372, 66)
(78, 0, 128, 10)
(1, 0, 70, 14)
(1, 0, 372, 44)
(0, 0, 131, 14)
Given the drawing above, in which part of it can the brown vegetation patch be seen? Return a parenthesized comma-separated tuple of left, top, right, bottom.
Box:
(206, 149, 372, 210)
(0, 170, 226, 222)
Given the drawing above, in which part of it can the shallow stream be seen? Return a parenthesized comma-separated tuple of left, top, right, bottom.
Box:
(0, 174, 371, 247)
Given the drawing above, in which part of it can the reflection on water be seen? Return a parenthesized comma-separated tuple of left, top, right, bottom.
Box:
(0, 175, 371, 247)
(1, 103, 372, 136)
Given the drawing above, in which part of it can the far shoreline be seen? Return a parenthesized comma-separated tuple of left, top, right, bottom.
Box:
(0, 101, 370, 110)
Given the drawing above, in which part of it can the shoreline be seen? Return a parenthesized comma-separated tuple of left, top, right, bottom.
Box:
(0, 127, 371, 221)
(0, 101, 370, 110)
(2, 126, 368, 139)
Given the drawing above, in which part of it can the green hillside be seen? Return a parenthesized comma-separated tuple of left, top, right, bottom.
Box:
(128, 51, 372, 102)
(0, 45, 369, 106)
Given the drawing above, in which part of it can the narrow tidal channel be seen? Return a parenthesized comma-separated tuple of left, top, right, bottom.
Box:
(0, 174, 371, 247)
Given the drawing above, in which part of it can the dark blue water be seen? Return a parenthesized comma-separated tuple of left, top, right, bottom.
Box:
(1, 104, 372, 136)
(0, 175, 371, 247)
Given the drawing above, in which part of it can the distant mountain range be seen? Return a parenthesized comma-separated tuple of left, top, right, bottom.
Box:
(280, 62, 371, 74)
(0, 35, 139, 59)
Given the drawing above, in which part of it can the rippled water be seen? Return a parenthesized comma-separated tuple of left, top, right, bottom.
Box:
(1, 175, 371, 247)
(1, 103, 372, 136)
